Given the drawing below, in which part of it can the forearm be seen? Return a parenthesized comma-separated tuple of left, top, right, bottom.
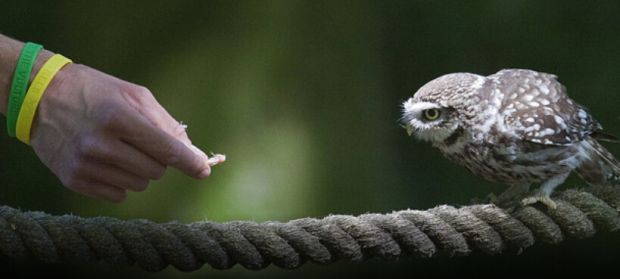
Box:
(0, 34, 54, 115)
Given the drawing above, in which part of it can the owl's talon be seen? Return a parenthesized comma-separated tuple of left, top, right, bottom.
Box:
(488, 184, 530, 209)
(521, 194, 557, 210)
(486, 193, 520, 211)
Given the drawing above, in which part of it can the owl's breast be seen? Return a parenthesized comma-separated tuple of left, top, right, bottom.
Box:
(441, 140, 579, 185)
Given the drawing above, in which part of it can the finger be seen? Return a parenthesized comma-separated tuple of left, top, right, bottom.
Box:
(152, 102, 192, 145)
(114, 107, 211, 179)
(76, 181, 127, 203)
(82, 137, 166, 179)
(136, 90, 192, 145)
(82, 161, 150, 192)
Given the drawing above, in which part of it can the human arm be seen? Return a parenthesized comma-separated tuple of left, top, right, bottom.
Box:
(0, 34, 214, 202)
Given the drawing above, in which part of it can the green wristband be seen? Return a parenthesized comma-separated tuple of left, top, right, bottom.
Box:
(6, 42, 43, 137)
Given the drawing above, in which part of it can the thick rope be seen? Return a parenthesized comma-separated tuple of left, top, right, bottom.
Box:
(0, 186, 619, 271)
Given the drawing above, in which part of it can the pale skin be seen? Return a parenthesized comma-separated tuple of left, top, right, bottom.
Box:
(0, 34, 223, 202)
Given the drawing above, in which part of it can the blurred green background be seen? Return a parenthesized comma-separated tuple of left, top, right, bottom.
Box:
(1, 0, 620, 277)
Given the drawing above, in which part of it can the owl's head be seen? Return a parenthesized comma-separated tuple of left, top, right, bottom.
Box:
(401, 73, 486, 144)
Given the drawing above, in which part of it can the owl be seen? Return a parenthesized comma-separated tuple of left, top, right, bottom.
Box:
(401, 69, 620, 208)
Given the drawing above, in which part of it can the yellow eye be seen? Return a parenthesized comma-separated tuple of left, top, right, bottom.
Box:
(423, 109, 441, 121)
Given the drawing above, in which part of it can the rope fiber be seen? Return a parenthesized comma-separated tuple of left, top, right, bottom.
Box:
(0, 186, 619, 271)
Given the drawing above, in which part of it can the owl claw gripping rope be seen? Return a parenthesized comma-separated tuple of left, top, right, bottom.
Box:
(401, 69, 620, 209)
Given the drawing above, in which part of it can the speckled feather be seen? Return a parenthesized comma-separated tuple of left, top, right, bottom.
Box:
(490, 69, 600, 146)
(402, 69, 620, 199)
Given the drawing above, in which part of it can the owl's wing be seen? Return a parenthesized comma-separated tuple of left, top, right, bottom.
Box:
(495, 69, 602, 146)
(591, 131, 620, 143)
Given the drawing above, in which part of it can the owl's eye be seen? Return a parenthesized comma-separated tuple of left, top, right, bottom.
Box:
(422, 109, 441, 121)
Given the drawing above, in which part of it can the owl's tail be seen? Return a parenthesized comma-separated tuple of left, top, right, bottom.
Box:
(575, 138, 620, 186)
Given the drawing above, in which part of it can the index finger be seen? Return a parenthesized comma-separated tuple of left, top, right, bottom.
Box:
(113, 107, 211, 179)
(135, 91, 193, 146)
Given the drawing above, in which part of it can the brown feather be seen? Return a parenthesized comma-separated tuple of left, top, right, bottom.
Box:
(591, 131, 620, 143)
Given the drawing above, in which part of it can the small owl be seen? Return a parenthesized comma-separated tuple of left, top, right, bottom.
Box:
(401, 69, 620, 208)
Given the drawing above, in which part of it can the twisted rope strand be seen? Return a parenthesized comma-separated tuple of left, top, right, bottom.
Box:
(0, 187, 619, 271)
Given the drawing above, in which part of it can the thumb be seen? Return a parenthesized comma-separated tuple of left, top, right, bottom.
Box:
(116, 107, 211, 178)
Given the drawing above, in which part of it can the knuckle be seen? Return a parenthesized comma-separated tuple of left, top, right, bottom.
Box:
(76, 135, 98, 158)
(109, 191, 128, 203)
(135, 85, 152, 96)
(61, 173, 83, 190)
(149, 166, 167, 180)
(94, 103, 123, 131)
(169, 121, 189, 140)
(161, 141, 183, 165)
(188, 154, 206, 176)
(125, 85, 154, 100)
(72, 164, 89, 179)
(62, 159, 88, 188)
(131, 180, 149, 192)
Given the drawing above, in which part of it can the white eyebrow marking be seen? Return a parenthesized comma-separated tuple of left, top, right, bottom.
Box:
(403, 100, 441, 113)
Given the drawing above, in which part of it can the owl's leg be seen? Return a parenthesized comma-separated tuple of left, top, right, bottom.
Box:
(489, 183, 530, 208)
(521, 172, 570, 209)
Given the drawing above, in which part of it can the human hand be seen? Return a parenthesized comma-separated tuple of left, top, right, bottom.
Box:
(29, 63, 214, 202)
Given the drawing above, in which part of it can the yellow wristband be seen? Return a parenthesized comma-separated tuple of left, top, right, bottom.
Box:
(16, 54, 72, 145)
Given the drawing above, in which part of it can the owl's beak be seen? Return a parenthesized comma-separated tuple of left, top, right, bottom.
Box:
(401, 124, 414, 136)
(400, 113, 416, 136)
(406, 125, 414, 136)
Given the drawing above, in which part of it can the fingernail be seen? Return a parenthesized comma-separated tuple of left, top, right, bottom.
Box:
(188, 144, 207, 159)
(199, 167, 211, 178)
